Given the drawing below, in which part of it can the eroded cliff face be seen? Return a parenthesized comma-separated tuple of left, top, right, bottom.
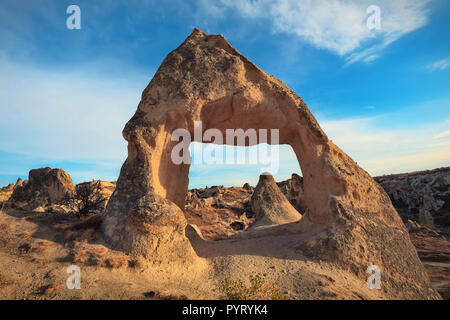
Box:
(374, 167, 450, 228)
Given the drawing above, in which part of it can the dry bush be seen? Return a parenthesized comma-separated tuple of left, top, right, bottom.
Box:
(19, 230, 36, 238)
(218, 273, 287, 300)
(71, 181, 108, 217)
(31, 240, 55, 253)
(42, 283, 63, 296)
(89, 247, 108, 266)
(73, 249, 89, 264)
(105, 255, 129, 269)
(72, 246, 109, 266)
(128, 257, 145, 269)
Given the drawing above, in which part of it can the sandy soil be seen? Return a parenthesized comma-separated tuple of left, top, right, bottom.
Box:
(0, 207, 416, 300)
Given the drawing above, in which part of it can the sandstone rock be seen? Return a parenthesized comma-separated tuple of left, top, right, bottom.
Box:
(48, 204, 72, 215)
(32, 205, 46, 213)
(375, 167, 450, 228)
(250, 173, 302, 228)
(0, 184, 14, 193)
(243, 183, 253, 193)
(9, 167, 75, 210)
(15, 178, 23, 188)
(199, 186, 224, 198)
(277, 173, 307, 213)
(0, 183, 14, 203)
(185, 190, 203, 209)
(406, 219, 422, 232)
(101, 28, 440, 298)
(184, 186, 253, 240)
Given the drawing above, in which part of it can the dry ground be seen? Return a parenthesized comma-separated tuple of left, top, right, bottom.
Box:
(1, 206, 447, 300)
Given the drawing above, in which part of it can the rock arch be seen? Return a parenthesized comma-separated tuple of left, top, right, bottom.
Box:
(102, 29, 438, 298)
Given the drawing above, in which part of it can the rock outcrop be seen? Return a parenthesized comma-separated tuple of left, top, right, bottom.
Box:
(102, 28, 439, 298)
(375, 167, 450, 228)
(9, 167, 75, 210)
(250, 173, 302, 228)
(0, 184, 14, 203)
(277, 173, 307, 213)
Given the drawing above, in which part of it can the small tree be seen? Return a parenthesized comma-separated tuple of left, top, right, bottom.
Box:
(74, 181, 107, 217)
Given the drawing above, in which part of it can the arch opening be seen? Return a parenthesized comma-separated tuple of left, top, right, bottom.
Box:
(183, 142, 304, 240)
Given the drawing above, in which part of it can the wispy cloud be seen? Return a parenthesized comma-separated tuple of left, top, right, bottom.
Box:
(427, 57, 450, 71)
(0, 56, 149, 162)
(205, 0, 431, 64)
(321, 116, 450, 175)
(433, 129, 450, 139)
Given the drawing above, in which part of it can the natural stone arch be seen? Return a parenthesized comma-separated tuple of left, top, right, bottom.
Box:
(102, 29, 438, 298)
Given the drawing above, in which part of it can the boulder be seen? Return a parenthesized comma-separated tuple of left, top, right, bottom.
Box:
(9, 167, 75, 210)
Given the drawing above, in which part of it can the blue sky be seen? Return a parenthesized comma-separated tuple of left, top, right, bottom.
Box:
(0, 0, 449, 188)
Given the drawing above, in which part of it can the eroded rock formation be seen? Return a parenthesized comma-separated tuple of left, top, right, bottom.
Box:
(277, 173, 307, 213)
(375, 167, 450, 228)
(250, 173, 302, 228)
(102, 28, 439, 298)
(9, 167, 75, 210)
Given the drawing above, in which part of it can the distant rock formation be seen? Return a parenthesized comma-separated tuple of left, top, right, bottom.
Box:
(0, 184, 14, 203)
(101, 28, 439, 298)
(8, 167, 75, 210)
(374, 167, 450, 228)
(276, 173, 307, 213)
(251, 173, 302, 228)
(0, 184, 14, 193)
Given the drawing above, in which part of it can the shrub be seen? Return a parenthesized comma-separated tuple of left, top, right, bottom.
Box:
(66, 181, 108, 217)
(218, 273, 287, 300)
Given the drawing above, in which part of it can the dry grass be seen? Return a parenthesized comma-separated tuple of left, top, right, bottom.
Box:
(72, 246, 109, 266)
(128, 257, 145, 270)
(42, 283, 64, 296)
(218, 273, 287, 300)
(19, 230, 36, 238)
(105, 255, 129, 269)
(30, 240, 55, 253)
(58, 214, 102, 243)
(63, 228, 99, 243)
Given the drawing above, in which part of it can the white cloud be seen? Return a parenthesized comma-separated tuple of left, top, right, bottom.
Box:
(0, 56, 149, 162)
(211, 0, 431, 64)
(321, 116, 450, 176)
(427, 58, 450, 71)
(433, 129, 450, 139)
